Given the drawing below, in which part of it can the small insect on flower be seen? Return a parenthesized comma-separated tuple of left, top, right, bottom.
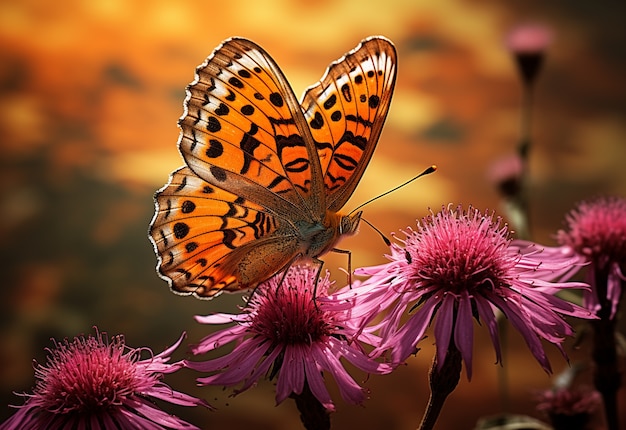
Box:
(1, 329, 210, 430)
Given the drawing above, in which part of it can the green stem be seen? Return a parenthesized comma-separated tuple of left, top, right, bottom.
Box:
(590, 265, 622, 430)
(291, 380, 331, 430)
(514, 82, 533, 240)
(418, 344, 463, 430)
(497, 318, 510, 413)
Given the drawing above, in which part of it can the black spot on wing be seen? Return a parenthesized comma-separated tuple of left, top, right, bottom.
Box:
(181, 200, 196, 214)
(241, 105, 254, 116)
(210, 166, 227, 182)
(206, 139, 223, 158)
(215, 103, 229, 116)
(323, 94, 337, 109)
(368, 95, 380, 109)
(229, 77, 244, 88)
(269, 92, 284, 107)
(309, 111, 324, 130)
(173, 222, 189, 239)
(207, 116, 221, 132)
(341, 84, 352, 102)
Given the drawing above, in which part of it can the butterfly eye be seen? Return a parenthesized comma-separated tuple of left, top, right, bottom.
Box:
(340, 212, 362, 235)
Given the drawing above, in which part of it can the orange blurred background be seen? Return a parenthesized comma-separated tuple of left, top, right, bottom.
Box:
(1, 1, 624, 429)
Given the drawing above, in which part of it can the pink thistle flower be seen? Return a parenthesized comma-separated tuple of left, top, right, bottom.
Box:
(345, 205, 594, 379)
(186, 265, 391, 412)
(536, 386, 602, 430)
(505, 23, 553, 87)
(557, 196, 626, 319)
(487, 154, 524, 199)
(1, 330, 210, 430)
(506, 23, 553, 54)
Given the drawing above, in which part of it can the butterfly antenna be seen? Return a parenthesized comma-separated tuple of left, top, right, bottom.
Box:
(349, 165, 437, 215)
(360, 217, 391, 247)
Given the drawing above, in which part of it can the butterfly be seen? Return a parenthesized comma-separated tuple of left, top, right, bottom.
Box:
(149, 36, 397, 299)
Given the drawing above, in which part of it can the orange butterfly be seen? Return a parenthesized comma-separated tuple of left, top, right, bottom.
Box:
(149, 36, 397, 299)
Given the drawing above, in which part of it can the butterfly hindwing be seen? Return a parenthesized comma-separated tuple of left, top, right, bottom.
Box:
(301, 36, 397, 212)
(151, 167, 285, 297)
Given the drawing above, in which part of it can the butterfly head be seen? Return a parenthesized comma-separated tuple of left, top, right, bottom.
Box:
(340, 211, 363, 236)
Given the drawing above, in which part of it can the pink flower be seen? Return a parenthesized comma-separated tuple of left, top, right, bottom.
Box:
(343, 205, 594, 379)
(557, 196, 626, 319)
(506, 23, 553, 54)
(536, 386, 601, 416)
(186, 265, 391, 411)
(505, 23, 553, 86)
(1, 330, 210, 430)
(487, 154, 524, 199)
(536, 386, 601, 430)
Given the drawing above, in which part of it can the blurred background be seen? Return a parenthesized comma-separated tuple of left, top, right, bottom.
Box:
(1, 1, 624, 429)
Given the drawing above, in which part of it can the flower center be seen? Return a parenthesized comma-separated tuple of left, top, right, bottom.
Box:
(252, 284, 331, 345)
(559, 197, 626, 268)
(407, 209, 513, 295)
(35, 337, 145, 414)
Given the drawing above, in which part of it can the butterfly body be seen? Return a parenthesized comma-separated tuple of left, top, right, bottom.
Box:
(234, 209, 361, 288)
(150, 36, 396, 298)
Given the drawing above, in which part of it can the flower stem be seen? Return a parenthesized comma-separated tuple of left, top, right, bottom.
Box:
(291, 380, 330, 430)
(514, 82, 533, 240)
(590, 266, 622, 430)
(418, 344, 463, 430)
(496, 318, 510, 412)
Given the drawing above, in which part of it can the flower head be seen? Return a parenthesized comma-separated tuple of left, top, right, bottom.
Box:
(186, 265, 391, 411)
(536, 386, 601, 430)
(487, 154, 524, 199)
(506, 23, 553, 54)
(557, 196, 626, 318)
(1, 329, 210, 430)
(346, 205, 593, 379)
(506, 23, 553, 86)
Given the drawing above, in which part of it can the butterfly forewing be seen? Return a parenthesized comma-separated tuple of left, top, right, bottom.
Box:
(150, 36, 397, 298)
(301, 37, 397, 212)
(179, 38, 323, 222)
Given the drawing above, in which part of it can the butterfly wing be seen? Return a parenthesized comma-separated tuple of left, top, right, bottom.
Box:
(178, 37, 326, 223)
(150, 167, 303, 298)
(300, 36, 397, 212)
(151, 38, 330, 298)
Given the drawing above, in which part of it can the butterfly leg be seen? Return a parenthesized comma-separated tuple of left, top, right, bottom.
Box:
(330, 247, 352, 288)
(274, 261, 295, 297)
(246, 282, 264, 306)
(244, 256, 300, 306)
(310, 257, 326, 309)
(263, 252, 307, 300)
(267, 255, 324, 308)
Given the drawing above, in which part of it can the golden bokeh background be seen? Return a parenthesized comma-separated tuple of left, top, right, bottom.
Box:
(1, 1, 624, 429)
